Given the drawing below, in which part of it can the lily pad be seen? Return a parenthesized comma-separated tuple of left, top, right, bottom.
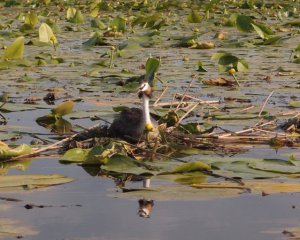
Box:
(0, 174, 75, 191)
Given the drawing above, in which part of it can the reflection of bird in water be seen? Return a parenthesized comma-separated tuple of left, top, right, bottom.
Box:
(138, 199, 154, 218)
(108, 81, 158, 143)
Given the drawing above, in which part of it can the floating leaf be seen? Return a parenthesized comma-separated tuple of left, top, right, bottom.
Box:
(289, 101, 300, 108)
(3, 37, 24, 60)
(202, 78, 235, 86)
(187, 11, 202, 23)
(0, 174, 75, 190)
(60, 148, 88, 163)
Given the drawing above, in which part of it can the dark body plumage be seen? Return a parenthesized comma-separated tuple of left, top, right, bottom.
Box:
(108, 107, 145, 143)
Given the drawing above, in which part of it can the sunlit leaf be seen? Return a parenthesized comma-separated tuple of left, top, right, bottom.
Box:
(66, 7, 77, 19)
(39, 23, 57, 43)
(3, 37, 24, 60)
(0, 143, 32, 160)
(171, 162, 211, 173)
(60, 148, 88, 163)
(24, 12, 38, 28)
(51, 101, 74, 118)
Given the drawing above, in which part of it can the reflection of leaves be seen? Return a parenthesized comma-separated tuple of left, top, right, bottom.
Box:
(4, 37, 24, 60)
(36, 101, 74, 132)
(0, 159, 32, 175)
(0, 218, 38, 238)
(36, 116, 73, 133)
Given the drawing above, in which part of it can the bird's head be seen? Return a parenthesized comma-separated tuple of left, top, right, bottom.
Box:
(137, 81, 152, 99)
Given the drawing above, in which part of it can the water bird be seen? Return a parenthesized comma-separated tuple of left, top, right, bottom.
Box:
(108, 81, 157, 143)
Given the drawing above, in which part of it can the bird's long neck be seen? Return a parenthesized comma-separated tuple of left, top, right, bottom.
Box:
(142, 95, 151, 126)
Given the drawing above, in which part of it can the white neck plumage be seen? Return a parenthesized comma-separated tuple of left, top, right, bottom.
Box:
(142, 95, 152, 127)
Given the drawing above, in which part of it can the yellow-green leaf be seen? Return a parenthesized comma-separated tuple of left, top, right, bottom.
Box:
(39, 23, 57, 43)
(171, 162, 211, 173)
(4, 37, 25, 60)
(0, 144, 33, 160)
(51, 101, 74, 117)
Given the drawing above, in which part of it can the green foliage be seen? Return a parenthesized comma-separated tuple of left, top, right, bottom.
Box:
(0, 143, 32, 160)
(145, 57, 160, 84)
(110, 16, 126, 32)
(187, 11, 202, 23)
(69, 10, 85, 24)
(171, 162, 211, 173)
(133, 13, 166, 30)
(212, 52, 249, 72)
(3, 37, 24, 60)
(236, 15, 253, 32)
(39, 23, 57, 43)
(82, 32, 109, 47)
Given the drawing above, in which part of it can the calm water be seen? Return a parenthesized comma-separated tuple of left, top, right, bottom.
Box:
(1, 156, 300, 240)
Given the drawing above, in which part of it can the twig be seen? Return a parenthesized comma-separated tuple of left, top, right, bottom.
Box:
(153, 86, 168, 106)
(175, 102, 200, 127)
(258, 90, 274, 117)
(175, 77, 195, 112)
(10, 124, 101, 161)
(175, 93, 219, 110)
(154, 100, 219, 108)
(215, 120, 276, 138)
